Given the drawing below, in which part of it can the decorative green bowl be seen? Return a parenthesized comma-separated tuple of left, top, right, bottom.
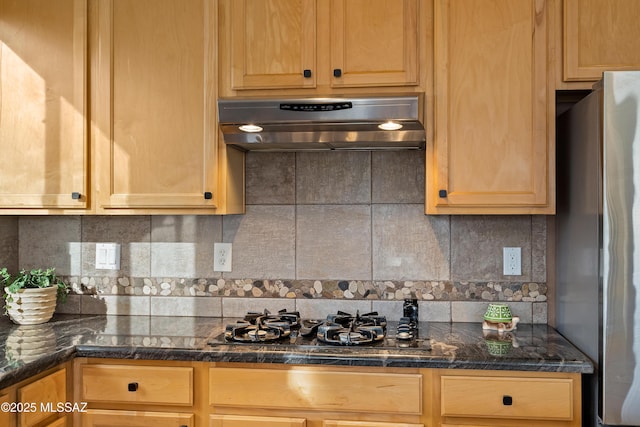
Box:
(483, 303, 513, 323)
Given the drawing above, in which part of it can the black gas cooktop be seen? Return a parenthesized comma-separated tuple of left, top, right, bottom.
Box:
(207, 309, 431, 350)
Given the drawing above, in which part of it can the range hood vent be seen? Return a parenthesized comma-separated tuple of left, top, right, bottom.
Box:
(218, 96, 425, 151)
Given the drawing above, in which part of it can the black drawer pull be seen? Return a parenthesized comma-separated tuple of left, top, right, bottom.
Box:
(128, 382, 138, 392)
(503, 395, 513, 406)
(333, 68, 342, 77)
(204, 191, 213, 200)
(303, 69, 312, 78)
(438, 189, 447, 198)
(71, 192, 81, 200)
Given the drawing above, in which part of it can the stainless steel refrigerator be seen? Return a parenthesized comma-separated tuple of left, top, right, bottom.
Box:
(557, 71, 640, 426)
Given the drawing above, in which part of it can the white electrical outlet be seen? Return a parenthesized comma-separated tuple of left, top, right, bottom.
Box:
(95, 243, 121, 270)
(503, 247, 522, 276)
(214, 243, 232, 272)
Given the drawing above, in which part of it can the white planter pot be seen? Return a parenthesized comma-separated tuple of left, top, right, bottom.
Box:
(4, 286, 57, 325)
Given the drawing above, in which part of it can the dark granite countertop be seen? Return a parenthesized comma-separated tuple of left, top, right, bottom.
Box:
(0, 314, 594, 389)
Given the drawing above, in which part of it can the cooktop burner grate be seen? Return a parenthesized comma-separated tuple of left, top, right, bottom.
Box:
(224, 309, 300, 343)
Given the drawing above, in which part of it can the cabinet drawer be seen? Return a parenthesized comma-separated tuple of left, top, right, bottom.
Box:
(210, 414, 306, 427)
(83, 409, 194, 427)
(324, 422, 423, 427)
(18, 368, 66, 427)
(81, 364, 193, 406)
(440, 376, 573, 420)
(210, 367, 422, 414)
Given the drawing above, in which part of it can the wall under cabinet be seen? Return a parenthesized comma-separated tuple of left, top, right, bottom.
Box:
(8, 151, 548, 322)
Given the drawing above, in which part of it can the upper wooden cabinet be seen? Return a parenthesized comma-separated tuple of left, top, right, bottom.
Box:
(427, 0, 554, 214)
(219, 0, 421, 95)
(93, 0, 243, 214)
(563, 0, 640, 82)
(93, 0, 216, 211)
(0, 0, 88, 210)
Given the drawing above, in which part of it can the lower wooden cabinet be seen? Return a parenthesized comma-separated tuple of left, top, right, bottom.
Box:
(433, 369, 582, 427)
(208, 363, 426, 426)
(75, 359, 201, 427)
(18, 368, 67, 427)
(70, 359, 582, 427)
(0, 390, 15, 427)
(0, 365, 69, 427)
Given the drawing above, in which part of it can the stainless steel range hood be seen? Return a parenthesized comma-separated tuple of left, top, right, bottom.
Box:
(218, 95, 425, 151)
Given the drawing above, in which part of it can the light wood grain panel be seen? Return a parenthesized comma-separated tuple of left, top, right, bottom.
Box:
(209, 367, 422, 415)
(329, 0, 418, 87)
(44, 417, 66, 427)
(0, 389, 15, 427)
(564, 0, 640, 81)
(0, 0, 88, 209)
(229, 0, 316, 90)
(429, 0, 553, 214)
(211, 414, 306, 427)
(83, 409, 194, 427)
(81, 365, 193, 406)
(440, 376, 573, 420)
(18, 368, 66, 427)
(94, 0, 219, 210)
(324, 421, 423, 427)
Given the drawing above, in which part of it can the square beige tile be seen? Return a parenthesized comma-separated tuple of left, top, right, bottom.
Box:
(245, 152, 295, 205)
(222, 205, 296, 279)
(451, 216, 532, 281)
(150, 296, 222, 317)
(19, 216, 82, 275)
(373, 204, 449, 280)
(295, 299, 373, 319)
(296, 151, 371, 204)
(296, 205, 371, 280)
(82, 216, 151, 277)
(222, 297, 296, 317)
(151, 215, 221, 278)
(371, 151, 425, 203)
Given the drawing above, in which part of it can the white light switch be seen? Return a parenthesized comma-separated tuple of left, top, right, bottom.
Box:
(96, 243, 121, 270)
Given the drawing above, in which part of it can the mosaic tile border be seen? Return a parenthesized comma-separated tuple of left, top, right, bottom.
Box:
(61, 277, 547, 302)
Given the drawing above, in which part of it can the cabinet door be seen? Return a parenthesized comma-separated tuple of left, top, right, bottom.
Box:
(83, 409, 193, 427)
(329, 0, 418, 88)
(94, 0, 219, 210)
(227, 0, 316, 90)
(0, 0, 88, 209)
(0, 390, 15, 427)
(564, 0, 640, 81)
(18, 369, 66, 427)
(429, 0, 553, 214)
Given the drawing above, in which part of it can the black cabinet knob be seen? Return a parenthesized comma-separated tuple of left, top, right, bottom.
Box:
(71, 192, 81, 200)
(333, 68, 342, 77)
(502, 395, 513, 406)
(128, 382, 138, 392)
(438, 189, 447, 198)
(204, 192, 213, 200)
(303, 69, 312, 78)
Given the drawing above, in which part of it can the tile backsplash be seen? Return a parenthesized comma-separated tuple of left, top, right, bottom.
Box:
(0, 151, 548, 322)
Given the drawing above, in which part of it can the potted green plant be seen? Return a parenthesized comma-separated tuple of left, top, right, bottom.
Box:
(2, 268, 69, 325)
